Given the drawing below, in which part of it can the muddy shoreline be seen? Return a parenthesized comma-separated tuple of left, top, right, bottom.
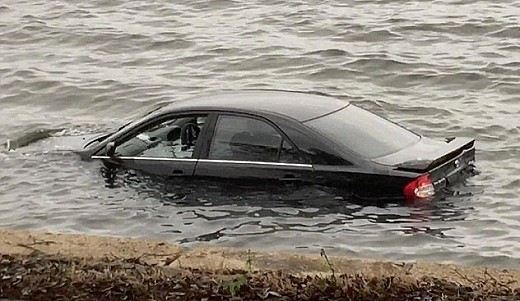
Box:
(0, 229, 518, 300)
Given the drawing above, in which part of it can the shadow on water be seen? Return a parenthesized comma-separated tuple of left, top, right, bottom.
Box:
(100, 166, 479, 244)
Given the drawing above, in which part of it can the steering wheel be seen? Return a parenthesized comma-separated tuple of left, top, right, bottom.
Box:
(180, 123, 200, 147)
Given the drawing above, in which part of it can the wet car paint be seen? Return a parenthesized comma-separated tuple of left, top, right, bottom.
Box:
(79, 91, 476, 201)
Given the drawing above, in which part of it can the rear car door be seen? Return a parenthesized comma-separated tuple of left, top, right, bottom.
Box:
(194, 114, 314, 184)
(93, 114, 208, 177)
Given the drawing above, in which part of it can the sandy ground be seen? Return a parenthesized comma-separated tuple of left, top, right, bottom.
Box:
(0, 228, 518, 290)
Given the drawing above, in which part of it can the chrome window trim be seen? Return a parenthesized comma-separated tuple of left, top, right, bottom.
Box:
(90, 155, 198, 162)
(198, 159, 312, 168)
(91, 155, 110, 159)
(91, 156, 312, 168)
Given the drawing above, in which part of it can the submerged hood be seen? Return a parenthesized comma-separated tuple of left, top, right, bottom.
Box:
(372, 137, 475, 172)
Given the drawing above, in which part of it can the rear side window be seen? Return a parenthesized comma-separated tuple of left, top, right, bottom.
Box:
(209, 115, 300, 163)
(305, 105, 420, 159)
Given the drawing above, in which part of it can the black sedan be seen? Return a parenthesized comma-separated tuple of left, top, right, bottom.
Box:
(80, 90, 476, 201)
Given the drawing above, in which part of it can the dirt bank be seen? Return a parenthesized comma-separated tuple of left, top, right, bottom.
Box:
(0, 229, 518, 300)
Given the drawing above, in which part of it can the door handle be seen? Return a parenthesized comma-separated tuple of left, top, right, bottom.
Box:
(171, 169, 184, 176)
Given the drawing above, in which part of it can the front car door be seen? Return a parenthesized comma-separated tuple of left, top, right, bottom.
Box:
(194, 114, 314, 184)
(93, 114, 208, 177)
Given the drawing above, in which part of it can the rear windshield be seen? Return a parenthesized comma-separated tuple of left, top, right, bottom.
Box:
(305, 104, 420, 159)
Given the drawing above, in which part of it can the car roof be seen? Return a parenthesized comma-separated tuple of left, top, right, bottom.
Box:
(160, 90, 349, 122)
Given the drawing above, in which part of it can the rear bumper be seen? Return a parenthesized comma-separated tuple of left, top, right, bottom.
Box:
(430, 147, 476, 189)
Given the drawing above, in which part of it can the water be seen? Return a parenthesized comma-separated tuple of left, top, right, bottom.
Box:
(1, 0, 519, 268)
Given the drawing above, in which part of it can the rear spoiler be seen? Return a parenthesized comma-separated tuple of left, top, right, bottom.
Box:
(396, 138, 475, 173)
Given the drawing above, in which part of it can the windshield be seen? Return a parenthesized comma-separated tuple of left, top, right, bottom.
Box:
(117, 104, 168, 131)
(305, 104, 420, 159)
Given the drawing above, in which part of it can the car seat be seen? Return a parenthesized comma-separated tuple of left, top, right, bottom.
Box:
(180, 123, 201, 148)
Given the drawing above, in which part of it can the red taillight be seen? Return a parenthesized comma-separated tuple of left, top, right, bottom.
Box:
(404, 174, 435, 200)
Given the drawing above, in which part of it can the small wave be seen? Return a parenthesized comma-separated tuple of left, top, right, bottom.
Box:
(483, 63, 520, 76)
(187, 0, 241, 10)
(343, 57, 414, 72)
(487, 26, 520, 38)
(498, 45, 520, 52)
(308, 67, 360, 80)
(304, 49, 351, 57)
(239, 29, 269, 37)
(149, 39, 195, 50)
(444, 22, 502, 36)
(0, 5, 11, 12)
(345, 29, 402, 42)
(398, 21, 500, 36)
(47, 9, 96, 20)
(225, 55, 317, 72)
(429, 72, 489, 87)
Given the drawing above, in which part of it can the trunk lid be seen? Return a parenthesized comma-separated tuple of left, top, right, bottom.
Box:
(372, 137, 475, 172)
(373, 136, 476, 191)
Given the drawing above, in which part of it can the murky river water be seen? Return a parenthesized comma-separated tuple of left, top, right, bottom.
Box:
(1, 0, 519, 268)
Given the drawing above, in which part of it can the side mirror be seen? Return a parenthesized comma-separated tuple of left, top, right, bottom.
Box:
(106, 142, 116, 157)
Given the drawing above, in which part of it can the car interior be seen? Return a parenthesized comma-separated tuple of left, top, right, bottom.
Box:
(113, 114, 300, 164)
(114, 116, 206, 158)
(208, 115, 283, 162)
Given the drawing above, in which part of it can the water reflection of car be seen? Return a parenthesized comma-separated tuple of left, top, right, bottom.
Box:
(79, 90, 476, 201)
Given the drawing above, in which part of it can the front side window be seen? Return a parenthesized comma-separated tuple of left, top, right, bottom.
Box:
(115, 115, 207, 158)
(305, 105, 420, 159)
(209, 115, 300, 163)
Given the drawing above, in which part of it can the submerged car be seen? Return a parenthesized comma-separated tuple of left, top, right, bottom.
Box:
(80, 90, 476, 201)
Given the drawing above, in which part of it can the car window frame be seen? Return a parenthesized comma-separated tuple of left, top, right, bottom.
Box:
(199, 112, 305, 164)
(93, 111, 216, 160)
